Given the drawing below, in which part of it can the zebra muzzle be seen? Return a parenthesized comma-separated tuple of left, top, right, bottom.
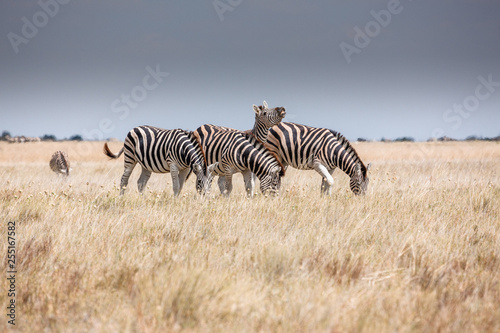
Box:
(278, 107, 286, 118)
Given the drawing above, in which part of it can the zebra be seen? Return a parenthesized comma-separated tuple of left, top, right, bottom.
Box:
(103, 125, 215, 196)
(193, 125, 284, 197)
(266, 122, 371, 195)
(215, 101, 286, 144)
(242, 101, 286, 144)
(194, 101, 286, 196)
(50, 151, 70, 176)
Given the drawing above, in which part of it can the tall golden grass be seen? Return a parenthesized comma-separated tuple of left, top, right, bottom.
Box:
(0, 141, 499, 332)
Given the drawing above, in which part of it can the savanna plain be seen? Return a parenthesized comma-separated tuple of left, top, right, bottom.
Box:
(0, 140, 499, 332)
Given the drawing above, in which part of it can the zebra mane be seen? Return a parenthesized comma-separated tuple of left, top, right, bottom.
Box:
(269, 150, 286, 177)
(186, 130, 208, 170)
(329, 130, 367, 176)
(243, 129, 263, 145)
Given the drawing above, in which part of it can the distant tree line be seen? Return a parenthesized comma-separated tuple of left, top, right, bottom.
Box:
(2, 130, 499, 143)
(40, 134, 83, 141)
(357, 135, 500, 142)
(0, 131, 83, 142)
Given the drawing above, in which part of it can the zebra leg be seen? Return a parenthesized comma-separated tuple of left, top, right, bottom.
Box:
(177, 167, 191, 193)
(137, 167, 152, 194)
(277, 164, 287, 191)
(242, 170, 255, 197)
(120, 162, 137, 195)
(321, 168, 336, 195)
(170, 164, 181, 197)
(223, 174, 233, 197)
(321, 177, 328, 195)
(218, 176, 226, 195)
(251, 172, 257, 194)
(219, 158, 233, 196)
(313, 160, 334, 193)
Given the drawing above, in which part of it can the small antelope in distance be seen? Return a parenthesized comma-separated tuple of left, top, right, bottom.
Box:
(50, 151, 70, 176)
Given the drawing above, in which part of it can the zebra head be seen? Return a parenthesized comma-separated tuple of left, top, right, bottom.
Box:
(253, 101, 286, 130)
(350, 162, 371, 195)
(193, 163, 217, 195)
(259, 166, 282, 196)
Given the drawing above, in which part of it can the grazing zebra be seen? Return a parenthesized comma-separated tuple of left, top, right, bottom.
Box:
(266, 122, 371, 195)
(198, 101, 286, 196)
(103, 126, 215, 196)
(193, 126, 284, 197)
(195, 101, 286, 196)
(50, 151, 70, 176)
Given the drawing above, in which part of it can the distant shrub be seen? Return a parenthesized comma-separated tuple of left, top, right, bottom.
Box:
(476, 136, 500, 142)
(69, 134, 83, 141)
(465, 135, 480, 141)
(438, 136, 457, 142)
(41, 134, 57, 141)
(0, 130, 11, 141)
(357, 137, 368, 142)
(394, 137, 415, 142)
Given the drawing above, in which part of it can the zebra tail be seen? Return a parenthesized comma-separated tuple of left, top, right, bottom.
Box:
(103, 143, 124, 159)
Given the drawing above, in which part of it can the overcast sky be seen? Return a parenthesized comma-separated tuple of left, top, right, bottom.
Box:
(1, 0, 499, 141)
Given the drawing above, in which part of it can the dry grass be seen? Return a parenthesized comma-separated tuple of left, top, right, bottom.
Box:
(0, 141, 499, 332)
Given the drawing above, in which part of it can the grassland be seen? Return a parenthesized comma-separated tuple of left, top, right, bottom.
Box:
(0, 140, 499, 332)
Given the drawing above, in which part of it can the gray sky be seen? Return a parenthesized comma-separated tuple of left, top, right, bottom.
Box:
(1, 0, 499, 141)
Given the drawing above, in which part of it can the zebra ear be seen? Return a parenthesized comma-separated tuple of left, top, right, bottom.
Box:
(192, 164, 202, 173)
(263, 100, 268, 108)
(208, 163, 218, 175)
(355, 163, 362, 176)
(253, 104, 261, 114)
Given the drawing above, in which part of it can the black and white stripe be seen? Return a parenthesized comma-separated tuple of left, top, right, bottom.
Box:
(50, 151, 70, 176)
(266, 122, 371, 195)
(104, 125, 214, 196)
(194, 124, 284, 196)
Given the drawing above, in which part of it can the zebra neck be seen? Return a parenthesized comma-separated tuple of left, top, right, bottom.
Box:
(187, 132, 207, 168)
(332, 144, 361, 178)
(251, 117, 269, 143)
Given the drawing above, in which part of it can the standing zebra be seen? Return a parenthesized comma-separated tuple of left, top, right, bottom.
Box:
(50, 151, 70, 176)
(193, 126, 284, 197)
(266, 122, 371, 195)
(103, 126, 215, 196)
(195, 101, 286, 196)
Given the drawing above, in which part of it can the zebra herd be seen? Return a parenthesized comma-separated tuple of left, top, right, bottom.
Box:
(104, 101, 371, 197)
